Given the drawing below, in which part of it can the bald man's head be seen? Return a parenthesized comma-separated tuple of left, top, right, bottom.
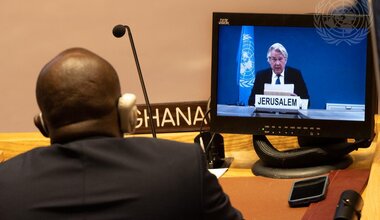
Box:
(36, 48, 122, 142)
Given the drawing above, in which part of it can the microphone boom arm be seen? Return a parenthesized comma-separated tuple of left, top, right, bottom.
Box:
(117, 25, 157, 138)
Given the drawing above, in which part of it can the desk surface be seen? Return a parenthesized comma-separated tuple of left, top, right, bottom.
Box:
(0, 131, 379, 219)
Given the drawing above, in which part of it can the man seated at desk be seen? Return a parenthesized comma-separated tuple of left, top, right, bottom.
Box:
(248, 43, 310, 109)
(0, 48, 242, 220)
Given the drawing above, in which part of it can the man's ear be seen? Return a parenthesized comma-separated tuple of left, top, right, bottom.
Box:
(34, 113, 49, 137)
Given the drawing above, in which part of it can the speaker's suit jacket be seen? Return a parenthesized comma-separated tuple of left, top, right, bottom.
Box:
(248, 67, 309, 106)
(0, 137, 242, 220)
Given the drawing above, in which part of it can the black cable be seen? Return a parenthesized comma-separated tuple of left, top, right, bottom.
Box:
(204, 132, 216, 154)
(199, 108, 211, 134)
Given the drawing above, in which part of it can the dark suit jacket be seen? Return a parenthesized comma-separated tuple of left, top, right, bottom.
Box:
(248, 67, 310, 106)
(0, 137, 242, 220)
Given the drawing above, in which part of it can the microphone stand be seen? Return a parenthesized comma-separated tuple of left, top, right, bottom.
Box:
(121, 26, 157, 138)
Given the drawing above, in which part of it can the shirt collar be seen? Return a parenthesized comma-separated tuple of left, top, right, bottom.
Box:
(272, 69, 285, 77)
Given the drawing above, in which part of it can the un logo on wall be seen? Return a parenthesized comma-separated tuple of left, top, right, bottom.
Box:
(314, 0, 372, 45)
(239, 34, 255, 88)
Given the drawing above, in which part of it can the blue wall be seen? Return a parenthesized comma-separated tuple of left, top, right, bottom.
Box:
(217, 25, 368, 109)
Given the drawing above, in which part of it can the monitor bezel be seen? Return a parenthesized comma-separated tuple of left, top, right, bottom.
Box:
(210, 12, 376, 139)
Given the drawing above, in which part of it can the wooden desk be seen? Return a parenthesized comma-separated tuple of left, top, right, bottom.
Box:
(0, 131, 378, 219)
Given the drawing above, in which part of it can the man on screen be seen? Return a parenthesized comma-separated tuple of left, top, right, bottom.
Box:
(248, 43, 309, 106)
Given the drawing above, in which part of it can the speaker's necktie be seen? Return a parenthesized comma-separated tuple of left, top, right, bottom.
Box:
(275, 75, 281, 84)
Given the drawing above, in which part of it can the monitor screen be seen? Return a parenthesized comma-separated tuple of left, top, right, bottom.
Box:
(210, 12, 376, 140)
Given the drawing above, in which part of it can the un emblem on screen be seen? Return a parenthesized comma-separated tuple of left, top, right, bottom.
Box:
(239, 34, 255, 88)
(314, 0, 372, 45)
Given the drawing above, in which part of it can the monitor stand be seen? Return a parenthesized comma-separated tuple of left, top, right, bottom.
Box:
(251, 135, 372, 178)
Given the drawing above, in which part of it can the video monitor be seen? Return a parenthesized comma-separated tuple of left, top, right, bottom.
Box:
(210, 12, 376, 140)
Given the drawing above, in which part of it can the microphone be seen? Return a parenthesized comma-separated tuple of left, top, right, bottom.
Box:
(112, 24, 126, 38)
(112, 24, 157, 138)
